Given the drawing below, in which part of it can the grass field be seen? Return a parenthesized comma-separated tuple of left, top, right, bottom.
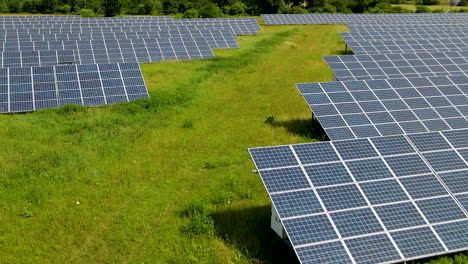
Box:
(0, 22, 467, 263)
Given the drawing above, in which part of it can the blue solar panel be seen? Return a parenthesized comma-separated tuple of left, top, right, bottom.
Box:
(271, 190, 323, 218)
(442, 130, 468, 148)
(399, 175, 448, 199)
(375, 202, 426, 230)
(384, 154, 432, 177)
(296, 242, 353, 264)
(346, 234, 402, 264)
(416, 196, 467, 223)
(258, 167, 310, 193)
(433, 220, 468, 251)
(282, 214, 338, 245)
(408, 132, 452, 152)
(391, 227, 446, 258)
(360, 179, 409, 205)
(345, 158, 393, 181)
(249, 146, 297, 170)
(439, 170, 468, 194)
(333, 139, 378, 160)
(304, 163, 353, 187)
(292, 142, 340, 164)
(330, 208, 383, 237)
(317, 184, 368, 211)
(422, 150, 468, 172)
(1, 63, 149, 113)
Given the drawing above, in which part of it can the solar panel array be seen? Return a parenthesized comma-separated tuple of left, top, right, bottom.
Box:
(0, 16, 261, 112)
(297, 75, 468, 140)
(0, 62, 148, 113)
(340, 31, 468, 42)
(261, 13, 468, 25)
(0, 50, 77, 67)
(249, 13, 468, 264)
(324, 51, 468, 81)
(344, 38, 468, 55)
(249, 129, 468, 264)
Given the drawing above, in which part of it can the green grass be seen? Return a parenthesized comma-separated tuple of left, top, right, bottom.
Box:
(0, 22, 466, 264)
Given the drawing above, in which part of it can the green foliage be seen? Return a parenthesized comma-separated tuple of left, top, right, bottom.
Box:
(416, 5, 431, 12)
(102, 0, 121, 16)
(182, 8, 199, 18)
(79, 8, 98, 17)
(183, 211, 216, 237)
(224, 1, 247, 15)
(0, 1, 9, 12)
(422, 0, 440, 4)
(459, 0, 468, 6)
(280, 6, 308, 13)
(198, 2, 223, 17)
(432, 7, 444, 12)
(264, 115, 275, 124)
(183, 199, 215, 237)
(54, 4, 71, 13)
(124, 0, 153, 15)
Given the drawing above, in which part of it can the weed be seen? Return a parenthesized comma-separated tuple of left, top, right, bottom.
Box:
(183, 211, 216, 237)
(182, 119, 194, 128)
(19, 207, 33, 218)
(202, 162, 215, 169)
(264, 115, 275, 124)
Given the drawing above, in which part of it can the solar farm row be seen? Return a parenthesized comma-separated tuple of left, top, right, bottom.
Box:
(0, 38, 214, 64)
(0, 17, 261, 113)
(324, 51, 468, 81)
(0, 30, 238, 49)
(297, 75, 468, 140)
(340, 31, 468, 42)
(0, 30, 239, 49)
(249, 128, 468, 264)
(0, 62, 148, 113)
(250, 13, 468, 264)
(348, 24, 468, 31)
(344, 38, 468, 56)
(261, 13, 468, 25)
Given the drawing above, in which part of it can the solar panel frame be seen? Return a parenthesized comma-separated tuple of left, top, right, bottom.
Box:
(249, 128, 468, 264)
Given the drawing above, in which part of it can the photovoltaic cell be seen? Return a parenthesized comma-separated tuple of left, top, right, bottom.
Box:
(346, 234, 401, 264)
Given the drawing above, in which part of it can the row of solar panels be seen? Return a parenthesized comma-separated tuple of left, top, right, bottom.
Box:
(0, 17, 261, 113)
(250, 13, 468, 264)
(249, 128, 468, 264)
(0, 62, 149, 113)
(261, 13, 468, 25)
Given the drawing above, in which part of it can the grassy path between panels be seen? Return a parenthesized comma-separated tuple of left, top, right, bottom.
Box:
(0, 22, 466, 263)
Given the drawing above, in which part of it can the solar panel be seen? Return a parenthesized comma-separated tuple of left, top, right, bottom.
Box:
(296, 75, 468, 140)
(249, 129, 468, 264)
(323, 51, 468, 81)
(0, 62, 149, 113)
(0, 29, 239, 49)
(345, 38, 468, 55)
(348, 24, 468, 32)
(0, 49, 77, 67)
(0, 18, 260, 36)
(0, 38, 215, 63)
(261, 13, 468, 25)
(341, 31, 468, 42)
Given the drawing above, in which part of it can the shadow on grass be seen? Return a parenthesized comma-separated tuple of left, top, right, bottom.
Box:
(211, 205, 299, 264)
(268, 118, 328, 141)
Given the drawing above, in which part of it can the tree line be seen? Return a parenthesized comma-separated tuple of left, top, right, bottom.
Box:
(0, 0, 466, 17)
